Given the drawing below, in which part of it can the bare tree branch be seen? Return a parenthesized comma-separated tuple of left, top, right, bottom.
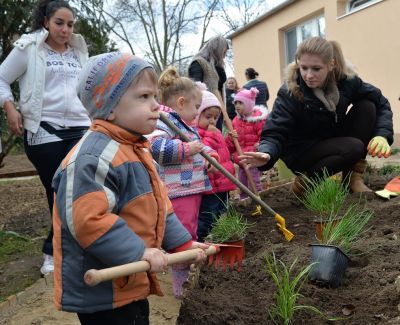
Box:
(116, 0, 218, 73)
(216, 0, 267, 34)
(74, 0, 136, 54)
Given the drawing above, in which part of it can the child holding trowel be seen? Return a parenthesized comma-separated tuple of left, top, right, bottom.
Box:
(52, 52, 207, 324)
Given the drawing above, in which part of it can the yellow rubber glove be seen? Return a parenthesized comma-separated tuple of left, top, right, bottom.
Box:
(367, 136, 391, 158)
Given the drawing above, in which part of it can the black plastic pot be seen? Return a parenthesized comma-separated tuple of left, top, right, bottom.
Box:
(309, 244, 350, 288)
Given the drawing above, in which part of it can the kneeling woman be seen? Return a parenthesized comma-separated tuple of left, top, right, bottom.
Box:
(239, 36, 393, 194)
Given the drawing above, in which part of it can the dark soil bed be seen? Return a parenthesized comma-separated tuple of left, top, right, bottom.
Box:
(178, 174, 400, 324)
(0, 177, 49, 301)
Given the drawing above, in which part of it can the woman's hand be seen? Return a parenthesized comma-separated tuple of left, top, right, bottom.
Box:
(367, 136, 391, 158)
(4, 102, 23, 136)
(141, 248, 168, 272)
(238, 152, 270, 168)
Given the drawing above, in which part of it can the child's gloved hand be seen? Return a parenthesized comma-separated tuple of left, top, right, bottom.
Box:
(229, 130, 238, 139)
(367, 136, 391, 158)
(142, 248, 168, 272)
(188, 141, 204, 155)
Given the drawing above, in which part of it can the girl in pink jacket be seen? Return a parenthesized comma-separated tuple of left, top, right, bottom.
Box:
(226, 87, 268, 199)
(196, 90, 236, 241)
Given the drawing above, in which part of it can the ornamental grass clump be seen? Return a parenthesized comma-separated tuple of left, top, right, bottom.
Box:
(321, 203, 374, 255)
(265, 252, 336, 324)
(205, 203, 252, 243)
(297, 169, 349, 219)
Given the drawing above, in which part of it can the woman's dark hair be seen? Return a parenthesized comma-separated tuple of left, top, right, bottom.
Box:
(32, 0, 75, 31)
(245, 68, 259, 79)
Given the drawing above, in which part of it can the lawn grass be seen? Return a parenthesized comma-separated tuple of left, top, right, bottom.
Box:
(0, 231, 42, 302)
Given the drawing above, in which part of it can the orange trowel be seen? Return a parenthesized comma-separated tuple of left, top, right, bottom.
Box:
(375, 176, 400, 199)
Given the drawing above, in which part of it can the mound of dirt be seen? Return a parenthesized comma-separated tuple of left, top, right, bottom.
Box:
(178, 174, 400, 324)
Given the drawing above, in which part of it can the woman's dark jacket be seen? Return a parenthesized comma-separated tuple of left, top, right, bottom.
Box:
(243, 79, 269, 106)
(258, 73, 393, 171)
(225, 88, 237, 120)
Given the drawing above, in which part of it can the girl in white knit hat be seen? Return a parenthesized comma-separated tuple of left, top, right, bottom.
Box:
(195, 90, 236, 241)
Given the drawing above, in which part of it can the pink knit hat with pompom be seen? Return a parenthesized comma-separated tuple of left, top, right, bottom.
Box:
(234, 87, 259, 115)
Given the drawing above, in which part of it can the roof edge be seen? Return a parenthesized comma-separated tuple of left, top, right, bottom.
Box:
(227, 0, 297, 39)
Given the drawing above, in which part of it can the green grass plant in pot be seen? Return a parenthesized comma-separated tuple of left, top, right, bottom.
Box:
(309, 203, 374, 288)
(204, 203, 252, 271)
(296, 169, 349, 240)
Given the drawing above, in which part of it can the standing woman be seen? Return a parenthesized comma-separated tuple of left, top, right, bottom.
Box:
(239, 37, 393, 195)
(243, 67, 270, 108)
(225, 77, 239, 120)
(0, 0, 91, 275)
(188, 35, 229, 130)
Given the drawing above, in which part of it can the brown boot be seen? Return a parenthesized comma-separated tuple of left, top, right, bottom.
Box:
(349, 159, 372, 193)
(292, 176, 306, 197)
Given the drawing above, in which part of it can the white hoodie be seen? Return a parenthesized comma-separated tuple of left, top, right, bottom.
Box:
(0, 29, 91, 133)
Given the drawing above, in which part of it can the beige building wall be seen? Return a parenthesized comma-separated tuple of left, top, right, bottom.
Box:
(231, 0, 400, 135)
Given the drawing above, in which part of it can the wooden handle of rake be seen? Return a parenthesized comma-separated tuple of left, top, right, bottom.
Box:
(212, 91, 259, 196)
(84, 246, 219, 287)
(159, 112, 294, 241)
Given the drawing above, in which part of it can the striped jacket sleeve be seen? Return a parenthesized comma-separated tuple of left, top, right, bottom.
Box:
(149, 128, 191, 165)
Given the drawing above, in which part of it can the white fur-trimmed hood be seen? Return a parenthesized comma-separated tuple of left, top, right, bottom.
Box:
(236, 104, 268, 123)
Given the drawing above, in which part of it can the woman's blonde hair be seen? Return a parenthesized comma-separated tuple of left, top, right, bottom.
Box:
(294, 36, 355, 85)
(227, 77, 239, 91)
(158, 66, 199, 106)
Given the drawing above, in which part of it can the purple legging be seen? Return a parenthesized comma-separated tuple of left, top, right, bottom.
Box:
(239, 167, 262, 199)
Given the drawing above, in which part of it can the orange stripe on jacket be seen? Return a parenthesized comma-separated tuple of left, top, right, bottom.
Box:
(72, 191, 119, 249)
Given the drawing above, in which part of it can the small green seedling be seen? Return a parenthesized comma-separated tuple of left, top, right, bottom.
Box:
(378, 164, 400, 177)
(265, 252, 339, 324)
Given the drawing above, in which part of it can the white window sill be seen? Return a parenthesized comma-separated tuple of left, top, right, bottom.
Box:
(337, 0, 385, 20)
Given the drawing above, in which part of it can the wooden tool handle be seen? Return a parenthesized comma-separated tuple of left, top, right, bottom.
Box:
(84, 246, 218, 287)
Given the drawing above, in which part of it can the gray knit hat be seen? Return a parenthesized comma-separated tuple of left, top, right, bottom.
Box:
(77, 52, 153, 120)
